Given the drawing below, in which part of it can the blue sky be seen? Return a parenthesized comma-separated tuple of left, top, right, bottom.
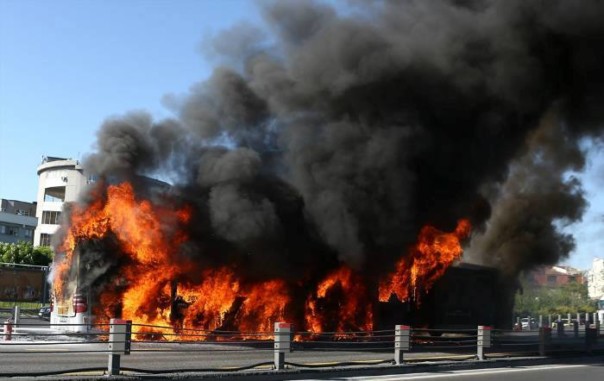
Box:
(0, 0, 260, 199)
(0, 0, 602, 270)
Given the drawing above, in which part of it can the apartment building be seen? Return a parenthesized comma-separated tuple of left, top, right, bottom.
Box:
(0, 199, 37, 244)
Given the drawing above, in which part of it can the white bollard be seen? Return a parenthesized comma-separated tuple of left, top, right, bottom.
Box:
(13, 306, 20, 327)
(107, 319, 132, 376)
(274, 322, 291, 370)
(394, 325, 410, 365)
(477, 326, 491, 361)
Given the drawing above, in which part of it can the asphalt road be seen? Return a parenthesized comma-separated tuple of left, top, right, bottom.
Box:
(290, 363, 604, 381)
(0, 340, 399, 375)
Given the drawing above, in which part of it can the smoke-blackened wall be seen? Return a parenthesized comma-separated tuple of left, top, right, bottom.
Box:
(78, 0, 604, 283)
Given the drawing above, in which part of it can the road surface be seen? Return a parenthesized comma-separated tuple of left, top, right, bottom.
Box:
(290, 363, 604, 381)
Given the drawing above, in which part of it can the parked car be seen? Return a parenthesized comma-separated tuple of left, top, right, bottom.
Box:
(38, 306, 51, 320)
(520, 317, 537, 330)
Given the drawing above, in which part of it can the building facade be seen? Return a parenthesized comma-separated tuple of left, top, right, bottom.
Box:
(526, 265, 585, 287)
(0, 199, 37, 244)
(587, 257, 604, 300)
(33, 157, 88, 247)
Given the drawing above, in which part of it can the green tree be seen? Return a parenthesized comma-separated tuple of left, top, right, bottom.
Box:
(515, 279, 596, 317)
(0, 242, 53, 266)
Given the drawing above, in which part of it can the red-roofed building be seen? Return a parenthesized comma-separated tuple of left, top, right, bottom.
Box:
(526, 265, 585, 287)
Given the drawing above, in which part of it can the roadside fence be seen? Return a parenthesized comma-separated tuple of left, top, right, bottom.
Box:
(0, 310, 602, 378)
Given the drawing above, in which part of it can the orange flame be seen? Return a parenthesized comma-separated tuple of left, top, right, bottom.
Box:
(379, 219, 471, 303)
(305, 266, 373, 336)
(53, 180, 471, 340)
(53, 182, 289, 340)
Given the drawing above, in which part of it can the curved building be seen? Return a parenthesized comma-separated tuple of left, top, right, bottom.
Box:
(34, 157, 88, 247)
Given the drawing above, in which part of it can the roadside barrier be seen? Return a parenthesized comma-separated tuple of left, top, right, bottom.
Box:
(3, 319, 12, 341)
(0, 319, 602, 378)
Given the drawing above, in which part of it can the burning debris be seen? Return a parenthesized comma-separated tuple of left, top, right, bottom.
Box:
(51, 0, 604, 337)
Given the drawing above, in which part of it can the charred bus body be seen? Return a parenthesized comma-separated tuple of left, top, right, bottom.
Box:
(377, 263, 515, 331)
(50, 176, 170, 333)
(52, 250, 512, 334)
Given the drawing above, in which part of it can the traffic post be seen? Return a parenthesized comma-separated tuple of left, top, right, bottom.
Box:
(107, 318, 132, 376)
(394, 325, 410, 365)
(13, 306, 20, 327)
(585, 325, 598, 353)
(477, 326, 491, 361)
(3, 319, 12, 341)
(573, 320, 579, 338)
(539, 326, 551, 356)
(274, 322, 291, 370)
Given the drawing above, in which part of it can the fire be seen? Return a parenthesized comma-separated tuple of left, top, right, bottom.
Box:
(379, 219, 471, 302)
(53, 182, 289, 339)
(305, 266, 373, 336)
(53, 180, 471, 340)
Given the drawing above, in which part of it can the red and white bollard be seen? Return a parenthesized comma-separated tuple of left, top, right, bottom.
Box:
(274, 322, 291, 370)
(394, 325, 410, 365)
(4, 319, 13, 341)
(477, 325, 491, 360)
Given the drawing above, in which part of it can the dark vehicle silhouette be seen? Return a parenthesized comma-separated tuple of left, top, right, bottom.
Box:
(38, 306, 51, 320)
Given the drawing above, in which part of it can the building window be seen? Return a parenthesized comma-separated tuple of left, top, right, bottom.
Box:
(42, 211, 61, 225)
(0, 225, 6, 234)
(547, 275, 557, 285)
(44, 186, 66, 202)
(23, 229, 33, 238)
(40, 233, 52, 247)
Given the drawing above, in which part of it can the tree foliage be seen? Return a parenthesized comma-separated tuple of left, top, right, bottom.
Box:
(514, 279, 596, 316)
(0, 242, 53, 266)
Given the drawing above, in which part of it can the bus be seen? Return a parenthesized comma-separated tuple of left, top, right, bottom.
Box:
(49, 289, 92, 333)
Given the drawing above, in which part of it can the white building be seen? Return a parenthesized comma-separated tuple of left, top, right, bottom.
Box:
(33, 156, 88, 247)
(587, 257, 604, 300)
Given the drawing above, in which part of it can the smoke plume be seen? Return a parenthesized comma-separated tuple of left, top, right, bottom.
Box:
(76, 0, 604, 286)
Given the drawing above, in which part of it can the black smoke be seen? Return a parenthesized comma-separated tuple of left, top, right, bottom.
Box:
(76, 0, 604, 286)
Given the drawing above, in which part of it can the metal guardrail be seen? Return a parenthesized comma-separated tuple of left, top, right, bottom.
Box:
(0, 317, 603, 378)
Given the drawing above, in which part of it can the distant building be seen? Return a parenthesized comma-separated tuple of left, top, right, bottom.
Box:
(526, 265, 585, 287)
(587, 257, 604, 300)
(0, 199, 37, 216)
(33, 156, 88, 247)
(0, 199, 37, 244)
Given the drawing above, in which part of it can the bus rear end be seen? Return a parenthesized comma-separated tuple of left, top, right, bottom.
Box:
(50, 290, 92, 333)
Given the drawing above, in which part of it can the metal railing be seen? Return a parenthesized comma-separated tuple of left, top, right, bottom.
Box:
(0, 317, 602, 378)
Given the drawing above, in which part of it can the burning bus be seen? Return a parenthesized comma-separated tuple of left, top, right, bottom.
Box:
(48, 179, 512, 337)
(43, 0, 604, 340)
